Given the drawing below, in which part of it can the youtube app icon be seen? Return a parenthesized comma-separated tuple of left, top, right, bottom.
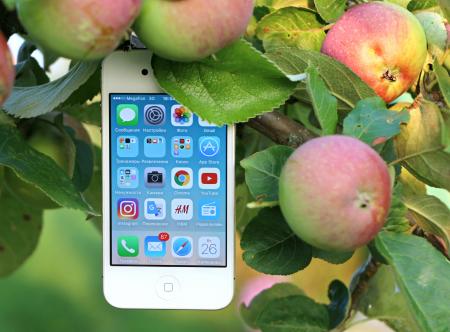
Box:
(199, 168, 220, 190)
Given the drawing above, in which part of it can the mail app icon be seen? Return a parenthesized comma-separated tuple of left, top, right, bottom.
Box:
(144, 236, 167, 257)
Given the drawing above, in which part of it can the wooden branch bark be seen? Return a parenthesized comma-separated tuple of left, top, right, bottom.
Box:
(247, 111, 317, 148)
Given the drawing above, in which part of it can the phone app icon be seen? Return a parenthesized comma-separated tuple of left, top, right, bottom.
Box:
(198, 199, 219, 221)
(117, 198, 139, 220)
(117, 167, 139, 189)
(145, 167, 165, 188)
(171, 105, 193, 127)
(171, 199, 193, 221)
(198, 117, 217, 127)
(117, 236, 139, 257)
(117, 104, 138, 126)
(144, 198, 166, 220)
(172, 237, 193, 258)
(198, 237, 220, 259)
(144, 236, 167, 257)
(171, 168, 193, 189)
(117, 136, 139, 158)
(171, 136, 193, 158)
(199, 136, 220, 157)
(144, 136, 166, 158)
(199, 168, 220, 190)
(144, 104, 166, 125)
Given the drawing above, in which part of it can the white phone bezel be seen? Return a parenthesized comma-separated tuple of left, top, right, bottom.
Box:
(101, 50, 235, 310)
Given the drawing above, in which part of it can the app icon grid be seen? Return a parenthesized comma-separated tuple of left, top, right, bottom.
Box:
(110, 94, 227, 267)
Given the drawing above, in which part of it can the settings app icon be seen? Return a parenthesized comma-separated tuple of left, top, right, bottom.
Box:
(144, 104, 166, 125)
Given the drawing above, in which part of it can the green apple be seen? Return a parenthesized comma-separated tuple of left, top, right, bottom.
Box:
(134, 0, 254, 61)
(16, 0, 141, 60)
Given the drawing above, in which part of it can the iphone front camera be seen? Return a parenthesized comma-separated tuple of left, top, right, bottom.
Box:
(141, 68, 149, 76)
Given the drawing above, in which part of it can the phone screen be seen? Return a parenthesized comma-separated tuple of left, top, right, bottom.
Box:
(110, 93, 227, 267)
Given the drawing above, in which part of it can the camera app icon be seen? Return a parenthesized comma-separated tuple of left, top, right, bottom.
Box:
(117, 198, 139, 220)
(145, 167, 166, 188)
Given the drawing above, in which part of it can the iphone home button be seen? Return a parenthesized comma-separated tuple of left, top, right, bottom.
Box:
(156, 275, 180, 300)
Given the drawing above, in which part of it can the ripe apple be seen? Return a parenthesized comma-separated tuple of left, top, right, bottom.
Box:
(4, 115, 89, 209)
(279, 135, 392, 252)
(0, 32, 14, 107)
(321, 2, 427, 103)
(134, 0, 254, 61)
(16, 0, 141, 60)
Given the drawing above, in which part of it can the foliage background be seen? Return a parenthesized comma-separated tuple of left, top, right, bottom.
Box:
(2, 1, 450, 331)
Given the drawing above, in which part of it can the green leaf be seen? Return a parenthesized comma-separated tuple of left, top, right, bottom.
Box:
(327, 280, 350, 329)
(286, 102, 322, 135)
(266, 48, 376, 110)
(254, 295, 330, 332)
(256, 0, 313, 10)
(305, 65, 338, 135)
(1, 0, 15, 10)
(240, 145, 294, 202)
(314, 0, 346, 22)
(312, 248, 354, 264)
(438, 0, 450, 20)
(0, 193, 42, 277)
(62, 66, 101, 107)
(403, 194, 450, 255)
(434, 59, 450, 108)
(394, 101, 450, 191)
(0, 123, 97, 214)
(415, 13, 447, 60)
(241, 283, 305, 329)
(152, 39, 297, 125)
(236, 183, 260, 235)
(83, 145, 102, 232)
(256, 7, 326, 52)
(375, 231, 450, 332)
(385, 0, 411, 7)
(357, 265, 422, 332)
(66, 127, 94, 193)
(343, 97, 410, 146)
(3, 61, 99, 118)
(408, 0, 438, 10)
(384, 184, 410, 233)
(241, 207, 312, 275)
(62, 102, 101, 127)
(14, 58, 49, 87)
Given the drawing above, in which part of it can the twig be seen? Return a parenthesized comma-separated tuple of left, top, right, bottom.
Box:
(247, 111, 317, 148)
(350, 260, 380, 311)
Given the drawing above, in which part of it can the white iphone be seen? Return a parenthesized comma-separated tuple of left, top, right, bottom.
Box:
(101, 50, 235, 309)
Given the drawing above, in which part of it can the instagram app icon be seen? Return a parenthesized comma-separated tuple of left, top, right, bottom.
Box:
(117, 198, 139, 220)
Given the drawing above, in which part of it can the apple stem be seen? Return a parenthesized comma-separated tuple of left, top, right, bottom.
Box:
(381, 69, 397, 82)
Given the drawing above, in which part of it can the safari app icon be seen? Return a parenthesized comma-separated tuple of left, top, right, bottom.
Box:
(117, 104, 138, 126)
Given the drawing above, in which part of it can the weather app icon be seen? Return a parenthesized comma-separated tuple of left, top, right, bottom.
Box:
(199, 136, 220, 158)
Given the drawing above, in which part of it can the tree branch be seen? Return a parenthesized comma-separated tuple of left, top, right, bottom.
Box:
(350, 259, 380, 311)
(247, 111, 317, 148)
